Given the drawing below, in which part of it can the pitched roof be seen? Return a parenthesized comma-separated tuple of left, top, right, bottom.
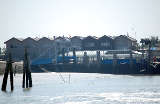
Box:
(22, 37, 37, 42)
(83, 36, 98, 40)
(71, 36, 84, 40)
(98, 35, 113, 40)
(38, 37, 52, 41)
(115, 35, 137, 42)
(4, 37, 23, 44)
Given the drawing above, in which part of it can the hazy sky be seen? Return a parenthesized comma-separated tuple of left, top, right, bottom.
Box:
(0, 0, 160, 47)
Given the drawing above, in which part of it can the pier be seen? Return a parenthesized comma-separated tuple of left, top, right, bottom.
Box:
(31, 49, 160, 74)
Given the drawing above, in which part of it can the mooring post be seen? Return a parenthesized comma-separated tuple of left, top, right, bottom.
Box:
(96, 51, 101, 72)
(148, 44, 151, 64)
(22, 63, 25, 88)
(129, 50, 133, 71)
(1, 53, 14, 91)
(25, 67, 29, 88)
(146, 43, 152, 71)
(73, 48, 76, 64)
(28, 55, 32, 87)
(23, 48, 32, 88)
(10, 56, 14, 91)
(113, 53, 117, 74)
(1, 63, 9, 91)
(83, 52, 89, 65)
(62, 48, 65, 64)
(28, 72, 32, 87)
(96, 51, 101, 64)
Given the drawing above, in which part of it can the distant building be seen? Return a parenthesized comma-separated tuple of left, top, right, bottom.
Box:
(4, 37, 56, 61)
(98, 35, 113, 50)
(70, 36, 83, 50)
(4, 35, 138, 61)
(54, 36, 71, 53)
(82, 36, 98, 50)
(22, 37, 39, 59)
(4, 37, 24, 61)
(37, 37, 55, 58)
(114, 35, 137, 50)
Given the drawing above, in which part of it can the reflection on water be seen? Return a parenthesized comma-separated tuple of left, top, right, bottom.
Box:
(0, 73, 160, 104)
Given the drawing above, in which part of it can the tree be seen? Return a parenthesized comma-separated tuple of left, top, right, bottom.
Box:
(140, 36, 159, 49)
(0, 47, 1, 54)
(140, 38, 151, 49)
(150, 36, 158, 47)
(1, 47, 6, 54)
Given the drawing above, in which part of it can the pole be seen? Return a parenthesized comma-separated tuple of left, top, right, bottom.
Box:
(1, 53, 14, 91)
(129, 50, 133, 71)
(73, 48, 76, 64)
(62, 48, 65, 64)
(113, 53, 117, 74)
(1, 62, 9, 91)
(23, 48, 32, 88)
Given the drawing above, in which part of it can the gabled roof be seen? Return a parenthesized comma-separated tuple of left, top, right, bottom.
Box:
(114, 35, 137, 42)
(98, 35, 113, 40)
(54, 36, 64, 40)
(4, 37, 23, 44)
(55, 36, 70, 41)
(71, 36, 84, 40)
(83, 36, 98, 40)
(38, 37, 52, 42)
(22, 37, 37, 42)
(33, 37, 40, 41)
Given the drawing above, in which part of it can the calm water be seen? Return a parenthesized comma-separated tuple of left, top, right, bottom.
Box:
(0, 73, 160, 104)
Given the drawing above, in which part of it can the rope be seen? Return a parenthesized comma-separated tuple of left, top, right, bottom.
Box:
(39, 66, 66, 83)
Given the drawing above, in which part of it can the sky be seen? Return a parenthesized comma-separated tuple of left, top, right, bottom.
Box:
(0, 0, 160, 47)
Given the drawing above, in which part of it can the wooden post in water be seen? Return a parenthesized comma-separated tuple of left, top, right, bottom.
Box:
(113, 53, 117, 74)
(25, 55, 29, 88)
(129, 50, 133, 72)
(148, 44, 151, 64)
(96, 51, 101, 70)
(83, 51, 89, 70)
(73, 48, 76, 64)
(10, 55, 14, 91)
(28, 57, 32, 87)
(62, 48, 65, 64)
(22, 48, 32, 88)
(96, 51, 101, 64)
(22, 62, 25, 88)
(1, 53, 14, 91)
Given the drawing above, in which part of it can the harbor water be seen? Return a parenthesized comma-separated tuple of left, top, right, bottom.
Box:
(0, 73, 160, 104)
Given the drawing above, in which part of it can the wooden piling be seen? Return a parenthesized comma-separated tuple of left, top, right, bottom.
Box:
(10, 61, 14, 91)
(73, 48, 76, 64)
(28, 72, 32, 87)
(96, 51, 101, 72)
(1, 63, 9, 91)
(62, 48, 65, 64)
(1, 53, 14, 91)
(28, 55, 32, 87)
(113, 53, 117, 74)
(22, 67, 25, 88)
(129, 50, 133, 71)
(96, 51, 101, 64)
(83, 52, 89, 65)
(25, 71, 29, 88)
(22, 48, 32, 88)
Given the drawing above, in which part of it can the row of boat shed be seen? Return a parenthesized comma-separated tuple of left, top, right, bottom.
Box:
(4, 35, 138, 61)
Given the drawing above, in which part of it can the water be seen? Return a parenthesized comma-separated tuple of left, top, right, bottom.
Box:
(0, 73, 160, 104)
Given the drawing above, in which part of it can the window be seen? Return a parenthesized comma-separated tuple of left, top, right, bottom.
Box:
(86, 43, 95, 47)
(101, 42, 110, 47)
(10, 45, 17, 48)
